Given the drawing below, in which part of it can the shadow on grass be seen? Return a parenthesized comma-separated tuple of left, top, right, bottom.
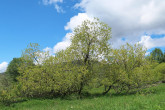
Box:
(3, 83, 164, 107)
(62, 84, 162, 100)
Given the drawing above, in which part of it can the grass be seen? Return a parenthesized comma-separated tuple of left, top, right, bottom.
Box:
(0, 83, 165, 110)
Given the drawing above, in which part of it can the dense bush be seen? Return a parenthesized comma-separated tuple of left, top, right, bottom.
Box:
(15, 48, 90, 98)
(154, 63, 165, 82)
(6, 58, 24, 81)
(17, 60, 88, 97)
(0, 83, 25, 106)
(99, 43, 162, 94)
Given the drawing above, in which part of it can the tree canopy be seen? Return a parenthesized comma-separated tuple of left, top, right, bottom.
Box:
(69, 18, 112, 64)
(6, 58, 23, 81)
(150, 48, 164, 63)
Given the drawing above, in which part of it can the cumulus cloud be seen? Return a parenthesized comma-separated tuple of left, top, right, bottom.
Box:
(139, 35, 165, 49)
(46, 0, 165, 53)
(65, 13, 92, 31)
(43, 47, 54, 55)
(42, 35, 71, 54)
(42, 0, 64, 13)
(0, 62, 8, 73)
(53, 13, 92, 53)
(75, 0, 165, 41)
(53, 33, 72, 53)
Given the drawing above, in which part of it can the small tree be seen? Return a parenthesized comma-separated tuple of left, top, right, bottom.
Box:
(22, 43, 42, 65)
(67, 18, 112, 95)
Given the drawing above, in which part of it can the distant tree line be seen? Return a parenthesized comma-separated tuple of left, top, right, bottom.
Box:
(149, 48, 165, 63)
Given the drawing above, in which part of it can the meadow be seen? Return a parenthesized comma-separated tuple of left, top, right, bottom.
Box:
(1, 83, 164, 110)
(1, 19, 165, 110)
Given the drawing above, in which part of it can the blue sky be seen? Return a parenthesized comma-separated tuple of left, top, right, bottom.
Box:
(1, 0, 165, 72)
(0, 0, 78, 63)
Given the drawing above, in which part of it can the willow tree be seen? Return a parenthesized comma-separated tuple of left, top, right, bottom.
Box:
(68, 18, 112, 95)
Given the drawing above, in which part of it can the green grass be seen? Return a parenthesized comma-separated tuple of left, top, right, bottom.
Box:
(0, 83, 165, 110)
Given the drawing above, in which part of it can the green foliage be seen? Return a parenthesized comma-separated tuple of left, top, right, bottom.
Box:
(0, 84, 24, 106)
(100, 43, 161, 93)
(16, 48, 89, 97)
(154, 63, 165, 81)
(0, 74, 12, 89)
(6, 58, 24, 81)
(22, 43, 41, 65)
(0, 89, 16, 106)
(150, 48, 164, 63)
(15, 19, 112, 97)
(0, 73, 17, 106)
(70, 18, 111, 64)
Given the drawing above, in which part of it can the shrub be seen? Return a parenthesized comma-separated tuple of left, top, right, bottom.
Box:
(17, 55, 89, 98)
(154, 63, 165, 82)
(100, 43, 162, 94)
(0, 85, 24, 106)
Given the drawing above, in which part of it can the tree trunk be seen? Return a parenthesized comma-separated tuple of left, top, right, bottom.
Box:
(78, 82, 84, 97)
(78, 41, 91, 96)
(103, 86, 112, 95)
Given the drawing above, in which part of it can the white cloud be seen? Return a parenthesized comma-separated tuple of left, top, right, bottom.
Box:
(53, 13, 92, 53)
(43, 47, 53, 55)
(139, 35, 165, 49)
(111, 38, 128, 49)
(42, 34, 71, 54)
(46, 0, 165, 53)
(42, 0, 64, 13)
(65, 13, 92, 31)
(75, 0, 165, 41)
(43, 0, 63, 5)
(55, 4, 64, 13)
(53, 33, 72, 53)
(0, 62, 8, 73)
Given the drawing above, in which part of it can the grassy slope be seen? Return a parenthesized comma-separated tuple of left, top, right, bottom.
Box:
(1, 84, 165, 110)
